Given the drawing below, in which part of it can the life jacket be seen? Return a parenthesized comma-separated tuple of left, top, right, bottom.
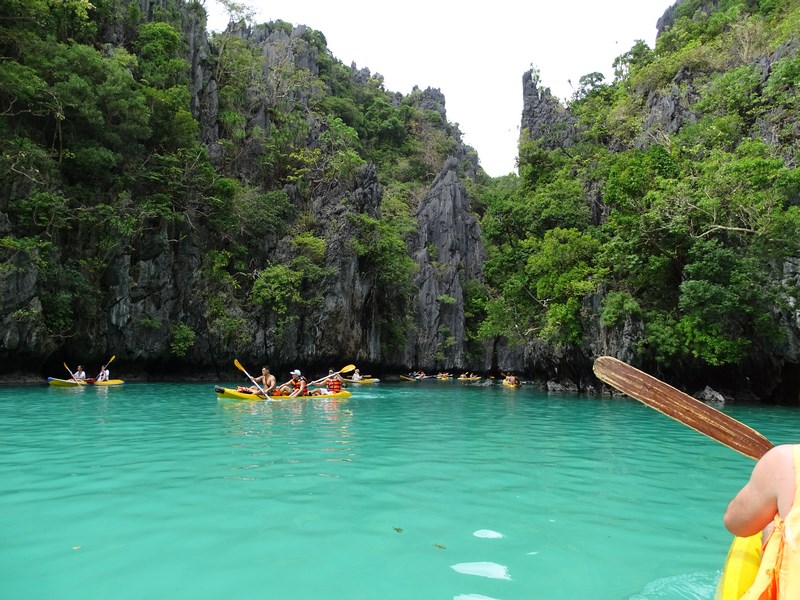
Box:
(291, 377, 306, 392)
(326, 377, 341, 393)
(742, 445, 800, 599)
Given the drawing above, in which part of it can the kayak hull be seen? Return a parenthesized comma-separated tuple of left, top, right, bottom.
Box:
(341, 378, 380, 384)
(716, 534, 761, 600)
(215, 386, 352, 401)
(48, 378, 125, 387)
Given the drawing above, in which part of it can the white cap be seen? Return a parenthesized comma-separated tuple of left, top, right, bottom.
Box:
(291, 369, 302, 376)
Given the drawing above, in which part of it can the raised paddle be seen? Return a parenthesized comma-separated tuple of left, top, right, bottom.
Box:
(233, 359, 266, 396)
(95, 355, 116, 381)
(592, 356, 774, 597)
(592, 356, 773, 461)
(64, 362, 84, 386)
(310, 364, 356, 386)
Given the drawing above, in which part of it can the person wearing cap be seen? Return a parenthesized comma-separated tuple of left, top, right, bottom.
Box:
(278, 369, 308, 398)
(351, 368, 362, 381)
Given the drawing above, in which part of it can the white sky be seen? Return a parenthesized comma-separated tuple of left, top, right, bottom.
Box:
(204, 0, 673, 177)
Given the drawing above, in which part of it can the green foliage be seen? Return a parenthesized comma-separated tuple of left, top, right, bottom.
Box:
(600, 291, 642, 328)
(169, 322, 196, 357)
(350, 212, 417, 290)
(249, 264, 303, 315)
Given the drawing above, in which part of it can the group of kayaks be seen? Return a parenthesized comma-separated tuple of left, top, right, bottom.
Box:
(400, 374, 521, 387)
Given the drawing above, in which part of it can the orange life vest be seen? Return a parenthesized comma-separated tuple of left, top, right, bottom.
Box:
(326, 377, 341, 393)
(742, 445, 800, 599)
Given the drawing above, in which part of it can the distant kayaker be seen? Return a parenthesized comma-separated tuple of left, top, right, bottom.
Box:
(351, 369, 362, 381)
(724, 443, 800, 596)
(73, 366, 86, 382)
(96, 365, 110, 382)
(236, 366, 276, 396)
(277, 369, 308, 398)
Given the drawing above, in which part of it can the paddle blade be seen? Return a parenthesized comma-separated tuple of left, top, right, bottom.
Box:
(234, 359, 246, 372)
(339, 364, 356, 374)
(593, 356, 773, 461)
(106, 355, 116, 366)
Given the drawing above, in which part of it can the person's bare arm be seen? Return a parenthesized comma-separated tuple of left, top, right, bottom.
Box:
(724, 445, 792, 537)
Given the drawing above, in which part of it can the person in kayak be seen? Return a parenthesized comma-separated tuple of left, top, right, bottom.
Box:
(351, 369, 362, 381)
(724, 443, 800, 597)
(73, 366, 86, 382)
(277, 369, 308, 398)
(96, 364, 110, 382)
(311, 369, 343, 395)
(236, 366, 276, 396)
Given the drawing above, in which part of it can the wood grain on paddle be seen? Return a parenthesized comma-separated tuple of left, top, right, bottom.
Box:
(593, 356, 773, 461)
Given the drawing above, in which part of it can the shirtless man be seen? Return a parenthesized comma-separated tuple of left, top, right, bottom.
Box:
(236, 366, 276, 396)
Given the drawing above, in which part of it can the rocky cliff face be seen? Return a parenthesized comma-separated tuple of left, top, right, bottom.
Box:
(0, 2, 488, 380)
(520, 70, 576, 150)
(405, 158, 486, 370)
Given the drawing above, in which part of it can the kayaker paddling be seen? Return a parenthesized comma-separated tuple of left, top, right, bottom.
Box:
(236, 365, 276, 396)
(310, 369, 343, 395)
(276, 369, 308, 398)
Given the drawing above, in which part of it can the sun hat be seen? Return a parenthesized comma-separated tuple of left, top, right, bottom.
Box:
(291, 369, 301, 376)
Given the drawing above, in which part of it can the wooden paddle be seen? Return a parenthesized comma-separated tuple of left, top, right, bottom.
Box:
(64, 362, 84, 386)
(592, 356, 773, 461)
(233, 359, 266, 396)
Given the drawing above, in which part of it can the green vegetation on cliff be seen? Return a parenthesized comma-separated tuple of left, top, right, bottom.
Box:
(2, 0, 799, 387)
(474, 0, 800, 375)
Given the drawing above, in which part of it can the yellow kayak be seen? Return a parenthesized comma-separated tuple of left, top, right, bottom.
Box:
(214, 386, 351, 401)
(501, 380, 521, 387)
(715, 534, 762, 600)
(48, 377, 125, 387)
(341, 378, 380, 384)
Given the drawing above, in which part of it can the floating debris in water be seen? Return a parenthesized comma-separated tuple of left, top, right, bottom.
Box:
(433, 543, 447, 549)
(451, 562, 511, 580)
(393, 527, 403, 533)
(473, 529, 504, 538)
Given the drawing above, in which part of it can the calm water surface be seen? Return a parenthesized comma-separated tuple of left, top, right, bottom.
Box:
(1, 380, 797, 599)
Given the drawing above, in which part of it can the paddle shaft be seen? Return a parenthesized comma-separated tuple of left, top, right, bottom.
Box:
(593, 356, 773, 461)
(233, 359, 266, 396)
(64, 362, 86, 385)
(310, 364, 356, 385)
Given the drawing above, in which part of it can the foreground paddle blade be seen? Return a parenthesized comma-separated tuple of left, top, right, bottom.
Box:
(339, 364, 356, 374)
(593, 356, 773, 461)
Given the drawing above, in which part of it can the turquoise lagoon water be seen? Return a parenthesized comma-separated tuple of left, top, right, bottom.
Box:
(0, 379, 797, 600)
